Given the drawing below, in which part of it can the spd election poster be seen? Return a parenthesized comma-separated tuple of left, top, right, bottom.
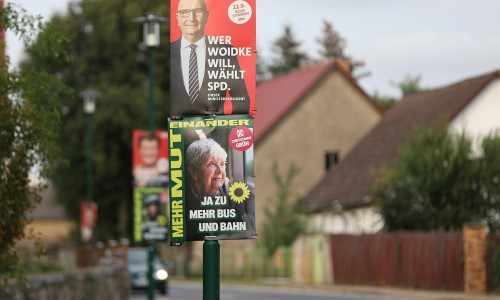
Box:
(170, 0, 256, 117)
(132, 130, 169, 242)
(168, 115, 256, 244)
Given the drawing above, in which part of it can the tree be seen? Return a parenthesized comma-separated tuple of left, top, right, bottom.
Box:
(0, 3, 71, 290)
(390, 74, 423, 96)
(21, 0, 170, 240)
(268, 24, 308, 76)
(316, 20, 369, 79)
(374, 123, 500, 231)
(372, 91, 397, 110)
(373, 74, 424, 110)
(261, 162, 307, 255)
(316, 20, 345, 60)
(255, 46, 267, 84)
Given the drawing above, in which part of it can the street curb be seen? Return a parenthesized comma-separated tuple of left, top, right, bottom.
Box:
(171, 278, 500, 300)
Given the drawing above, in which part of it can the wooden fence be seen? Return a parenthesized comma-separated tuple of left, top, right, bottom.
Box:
(330, 231, 464, 290)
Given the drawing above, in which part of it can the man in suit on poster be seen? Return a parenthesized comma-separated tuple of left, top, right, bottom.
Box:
(171, 0, 250, 117)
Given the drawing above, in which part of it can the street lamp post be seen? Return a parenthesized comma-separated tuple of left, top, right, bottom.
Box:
(134, 13, 167, 300)
(81, 89, 100, 265)
(134, 13, 168, 131)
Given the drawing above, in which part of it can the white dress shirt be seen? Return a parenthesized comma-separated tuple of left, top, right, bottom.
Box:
(180, 36, 206, 95)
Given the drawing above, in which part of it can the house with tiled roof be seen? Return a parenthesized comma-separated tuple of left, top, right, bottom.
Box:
(304, 70, 500, 234)
(244, 60, 385, 237)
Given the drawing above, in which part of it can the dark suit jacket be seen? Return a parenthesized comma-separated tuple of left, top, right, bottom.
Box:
(170, 37, 250, 117)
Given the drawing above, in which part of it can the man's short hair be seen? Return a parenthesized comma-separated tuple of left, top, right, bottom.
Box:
(138, 131, 160, 148)
(178, 0, 207, 11)
(186, 138, 227, 171)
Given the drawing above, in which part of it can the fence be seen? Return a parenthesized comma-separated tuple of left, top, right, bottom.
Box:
(76, 239, 129, 268)
(487, 232, 500, 291)
(329, 231, 464, 290)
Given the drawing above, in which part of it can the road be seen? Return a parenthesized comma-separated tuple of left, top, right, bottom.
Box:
(130, 281, 417, 300)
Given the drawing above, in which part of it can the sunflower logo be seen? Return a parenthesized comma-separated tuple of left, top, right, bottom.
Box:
(229, 182, 250, 204)
(156, 215, 167, 226)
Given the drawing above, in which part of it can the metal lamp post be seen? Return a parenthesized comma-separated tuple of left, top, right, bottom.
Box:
(81, 88, 100, 265)
(134, 13, 168, 131)
(134, 13, 167, 300)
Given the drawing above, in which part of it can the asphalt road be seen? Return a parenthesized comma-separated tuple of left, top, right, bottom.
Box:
(129, 281, 416, 300)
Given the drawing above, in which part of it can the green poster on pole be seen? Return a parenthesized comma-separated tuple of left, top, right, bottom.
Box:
(133, 187, 169, 242)
(169, 115, 256, 245)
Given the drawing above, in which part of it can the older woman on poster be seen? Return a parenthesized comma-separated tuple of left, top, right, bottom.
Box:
(186, 138, 229, 198)
(185, 138, 254, 239)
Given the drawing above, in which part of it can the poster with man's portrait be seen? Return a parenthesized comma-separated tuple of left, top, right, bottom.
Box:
(170, 0, 256, 117)
(132, 130, 169, 242)
(80, 202, 97, 242)
(168, 115, 256, 244)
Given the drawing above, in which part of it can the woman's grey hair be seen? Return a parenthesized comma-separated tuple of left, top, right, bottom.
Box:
(186, 138, 227, 170)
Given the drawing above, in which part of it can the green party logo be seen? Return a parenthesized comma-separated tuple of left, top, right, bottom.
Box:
(229, 182, 250, 204)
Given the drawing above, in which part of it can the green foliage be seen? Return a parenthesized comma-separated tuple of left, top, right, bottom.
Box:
(316, 20, 346, 60)
(268, 24, 308, 76)
(390, 74, 423, 96)
(374, 123, 500, 231)
(261, 162, 307, 255)
(316, 20, 369, 79)
(21, 0, 170, 240)
(20, 259, 64, 275)
(372, 91, 397, 110)
(255, 47, 267, 84)
(0, 3, 71, 291)
(373, 74, 424, 110)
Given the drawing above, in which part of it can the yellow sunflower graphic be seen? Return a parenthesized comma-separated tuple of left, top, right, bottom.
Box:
(229, 182, 250, 204)
(156, 215, 167, 226)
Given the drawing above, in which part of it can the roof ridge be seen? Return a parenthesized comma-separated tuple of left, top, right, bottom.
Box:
(407, 70, 499, 98)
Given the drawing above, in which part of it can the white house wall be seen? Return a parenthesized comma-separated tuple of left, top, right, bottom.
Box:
(450, 78, 500, 151)
(309, 206, 384, 235)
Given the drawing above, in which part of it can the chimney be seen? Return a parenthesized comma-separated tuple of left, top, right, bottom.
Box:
(335, 59, 350, 74)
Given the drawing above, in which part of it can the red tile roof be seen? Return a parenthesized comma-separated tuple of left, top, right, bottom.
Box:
(304, 70, 500, 211)
(254, 61, 385, 143)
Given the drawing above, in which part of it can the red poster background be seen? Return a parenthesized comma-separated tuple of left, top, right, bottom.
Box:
(132, 130, 169, 168)
(170, 0, 256, 113)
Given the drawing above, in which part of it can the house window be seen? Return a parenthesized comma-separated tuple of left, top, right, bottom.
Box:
(325, 152, 339, 171)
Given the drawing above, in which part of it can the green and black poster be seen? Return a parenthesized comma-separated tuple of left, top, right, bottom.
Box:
(169, 115, 256, 244)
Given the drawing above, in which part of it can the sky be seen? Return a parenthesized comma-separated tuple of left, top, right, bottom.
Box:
(6, 0, 500, 98)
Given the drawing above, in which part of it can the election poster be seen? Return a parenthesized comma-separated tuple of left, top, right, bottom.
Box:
(80, 202, 97, 242)
(170, 0, 256, 117)
(133, 187, 169, 242)
(168, 115, 256, 244)
(132, 130, 170, 242)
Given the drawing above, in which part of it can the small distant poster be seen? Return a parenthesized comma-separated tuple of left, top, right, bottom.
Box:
(80, 202, 98, 242)
(133, 187, 169, 242)
(132, 130, 169, 242)
(168, 115, 256, 244)
(170, 0, 256, 117)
